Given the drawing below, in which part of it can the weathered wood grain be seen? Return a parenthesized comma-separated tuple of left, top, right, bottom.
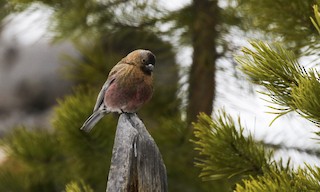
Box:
(106, 113, 167, 192)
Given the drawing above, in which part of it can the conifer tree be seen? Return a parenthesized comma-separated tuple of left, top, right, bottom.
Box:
(192, 5, 320, 191)
(236, 0, 320, 55)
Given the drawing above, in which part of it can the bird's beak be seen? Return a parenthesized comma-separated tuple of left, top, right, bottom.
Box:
(146, 64, 154, 72)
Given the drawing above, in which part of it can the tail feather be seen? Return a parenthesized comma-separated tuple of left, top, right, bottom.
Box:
(80, 110, 106, 132)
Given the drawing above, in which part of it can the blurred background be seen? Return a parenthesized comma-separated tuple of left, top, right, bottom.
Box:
(0, 0, 319, 191)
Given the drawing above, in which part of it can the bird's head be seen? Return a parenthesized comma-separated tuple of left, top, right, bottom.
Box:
(125, 49, 156, 75)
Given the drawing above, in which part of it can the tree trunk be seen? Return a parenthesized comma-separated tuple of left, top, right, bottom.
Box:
(187, 0, 219, 126)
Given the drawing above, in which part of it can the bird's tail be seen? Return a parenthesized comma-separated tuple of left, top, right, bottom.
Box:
(80, 110, 107, 132)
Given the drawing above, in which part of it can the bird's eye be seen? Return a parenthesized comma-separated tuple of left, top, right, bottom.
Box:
(142, 59, 146, 63)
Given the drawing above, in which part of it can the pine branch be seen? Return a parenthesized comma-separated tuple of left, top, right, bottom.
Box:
(192, 111, 272, 182)
(235, 166, 320, 192)
(235, 41, 305, 115)
(291, 72, 320, 127)
(192, 111, 320, 191)
(65, 180, 93, 192)
(311, 5, 320, 34)
(236, 41, 320, 128)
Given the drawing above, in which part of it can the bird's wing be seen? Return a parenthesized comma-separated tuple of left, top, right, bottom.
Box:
(93, 78, 115, 112)
(93, 63, 128, 112)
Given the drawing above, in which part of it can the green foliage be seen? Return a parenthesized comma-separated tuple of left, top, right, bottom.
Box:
(237, 0, 320, 55)
(192, 112, 271, 183)
(193, 111, 320, 191)
(236, 41, 305, 115)
(9, 0, 161, 41)
(0, 128, 67, 191)
(0, 158, 31, 191)
(0, 1, 12, 22)
(311, 5, 320, 34)
(194, 14, 320, 186)
(236, 41, 320, 127)
(147, 115, 229, 192)
(0, 87, 117, 191)
(291, 72, 320, 127)
(53, 87, 117, 191)
(65, 180, 93, 192)
(236, 166, 320, 192)
(204, 7, 320, 190)
(62, 41, 115, 86)
(3, 128, 60, 167)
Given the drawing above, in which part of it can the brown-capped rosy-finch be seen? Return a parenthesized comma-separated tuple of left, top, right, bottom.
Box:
(80, 49, 155, 132)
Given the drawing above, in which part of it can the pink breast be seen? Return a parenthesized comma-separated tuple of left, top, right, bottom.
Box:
(104, 81, 152, 112)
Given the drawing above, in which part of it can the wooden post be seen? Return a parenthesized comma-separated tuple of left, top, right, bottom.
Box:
(106, 113, 168, 192)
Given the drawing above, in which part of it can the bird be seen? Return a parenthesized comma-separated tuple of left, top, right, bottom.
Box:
(80, 49, 156, 132)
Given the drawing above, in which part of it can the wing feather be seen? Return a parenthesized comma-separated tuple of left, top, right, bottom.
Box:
(93, 78, 115, 112)
(93, 63, 130, 112)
